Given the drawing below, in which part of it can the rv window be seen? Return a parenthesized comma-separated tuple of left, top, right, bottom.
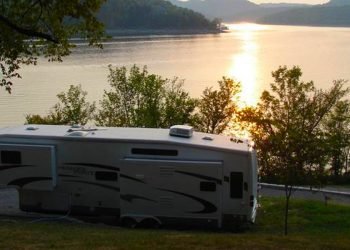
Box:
(95, 171, 118, 181)
(230, 172, 243, 199)
(200, 182, 216, 192)
(131, 148, 178, 156)
(1, 151, 21, 164)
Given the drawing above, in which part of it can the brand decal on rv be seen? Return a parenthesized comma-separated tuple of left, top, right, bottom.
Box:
(60, 165, 94, 176)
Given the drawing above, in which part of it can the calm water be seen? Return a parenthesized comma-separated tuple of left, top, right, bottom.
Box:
(1, 24, 350, 126)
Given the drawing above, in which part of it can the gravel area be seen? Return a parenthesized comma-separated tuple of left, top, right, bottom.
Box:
(259, 184, 350, 206)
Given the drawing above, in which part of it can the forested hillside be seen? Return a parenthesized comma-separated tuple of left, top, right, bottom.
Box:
(258, 5, 350, 27)
(98, 0, 219, 31)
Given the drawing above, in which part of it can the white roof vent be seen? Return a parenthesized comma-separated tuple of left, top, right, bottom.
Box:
(26, 126, 39, 131)
(169, 125, 193, 138)
(66, 131, 89, 137)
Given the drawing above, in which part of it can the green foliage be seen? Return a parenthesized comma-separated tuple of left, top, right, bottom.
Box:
(323, 99, 350, 177)
(99, 0, 219, 30)
(239, 66, 348, 235)
(0, 0, 106, 93)
(196, 77, 240, 134)
(162, 80, 198, 128)
(95, 65, 197, 128)
(26, 85, 96, 125)
(240, 66, 348, 185)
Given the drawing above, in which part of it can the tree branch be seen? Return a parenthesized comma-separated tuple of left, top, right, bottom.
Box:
(0, 14, 58, 43)
(21, 0, 41, 22)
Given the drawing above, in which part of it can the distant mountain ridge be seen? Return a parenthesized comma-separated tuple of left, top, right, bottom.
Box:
(324, 0, 350, 6)
(169, 0, 350, 27)
(258, 5, 350, 27)
(168, 0, 258, 20)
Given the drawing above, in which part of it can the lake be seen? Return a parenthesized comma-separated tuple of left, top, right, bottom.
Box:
(1, 23, 350, 126)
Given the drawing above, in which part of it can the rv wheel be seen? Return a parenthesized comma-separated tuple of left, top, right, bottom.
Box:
(121, 217, 137, 229)
(139, 218, 161, 229)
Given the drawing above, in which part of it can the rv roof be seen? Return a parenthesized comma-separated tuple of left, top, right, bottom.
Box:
(0, 125, 251, 153)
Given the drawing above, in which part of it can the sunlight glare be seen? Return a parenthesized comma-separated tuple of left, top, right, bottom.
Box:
(227, 23, 262, 107)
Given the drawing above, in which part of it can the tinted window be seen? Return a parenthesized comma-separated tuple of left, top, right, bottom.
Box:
(131, 148, 178, 156)
(1, 151, 21, 164)
(230, 172, 243, 199)
(95, 171, 118, 181)
(200, 182, 216, 192)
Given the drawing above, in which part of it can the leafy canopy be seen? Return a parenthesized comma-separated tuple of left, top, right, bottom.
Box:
(26, 85, 96, 125)
(239, 66, 348, 235)
(0, 0, 106, 93)
(196, 77, 240, 134)
(95, 65, 197, 128)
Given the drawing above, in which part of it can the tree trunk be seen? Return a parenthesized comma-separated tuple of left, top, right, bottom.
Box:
(284, 185, 292, 236)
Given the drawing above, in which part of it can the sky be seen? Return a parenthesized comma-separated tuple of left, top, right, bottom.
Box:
(250, 0, 328, 4)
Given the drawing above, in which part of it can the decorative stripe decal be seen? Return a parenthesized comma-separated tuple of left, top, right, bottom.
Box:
(175, 170, 222, 185)
(59, 174, 79, 178)
(8, 177, 52, 187)
(0, 164, 34, 172)
(64, 163, 120, 171)
(120, 174, 145, 184)
(158, 188, 217, 214)
(121, 194, 156, 203)
(63, 180, 120, 192)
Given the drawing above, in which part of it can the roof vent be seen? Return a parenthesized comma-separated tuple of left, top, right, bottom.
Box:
(66, 131, 89, 137)
(169, 125, 193, 138)
(202, 136, 213, 141)
(26, 126, 39, 131)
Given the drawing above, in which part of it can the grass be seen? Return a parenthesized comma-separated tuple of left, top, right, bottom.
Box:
(0, 197, 350, 249)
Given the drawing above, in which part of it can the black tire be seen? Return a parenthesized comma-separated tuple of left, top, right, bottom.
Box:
(138, 218, 161, 229)
(121, 217, 137, 229)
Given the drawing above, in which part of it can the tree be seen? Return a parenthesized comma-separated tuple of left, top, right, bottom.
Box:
(196, 77, 240, 134)
(26, 84, 96, 125)
(239, 66, 348, 235)
(323, 99, 350, 178)
(162, 79, 198, 128)
(95, 65, 197, 128)
(0, 0, 106, 93)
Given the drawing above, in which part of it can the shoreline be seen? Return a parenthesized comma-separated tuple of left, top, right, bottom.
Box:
(106, 28, 221, 37)
(256, 21, 350, 28)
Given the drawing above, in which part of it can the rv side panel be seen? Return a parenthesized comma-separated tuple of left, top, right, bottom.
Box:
(0, 143, 56, 190)
(120, 158, 223, 227)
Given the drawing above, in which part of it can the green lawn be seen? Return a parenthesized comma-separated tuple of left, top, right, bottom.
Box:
(0, 197, 349, 249)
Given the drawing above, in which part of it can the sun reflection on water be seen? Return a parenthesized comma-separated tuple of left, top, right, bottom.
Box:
(227, 23, 267, 107)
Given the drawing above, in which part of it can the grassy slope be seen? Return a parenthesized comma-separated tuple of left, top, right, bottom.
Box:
(0, 197, 349, 249)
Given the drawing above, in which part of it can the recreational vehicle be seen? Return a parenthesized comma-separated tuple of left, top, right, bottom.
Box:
(0, 124, 258, 229)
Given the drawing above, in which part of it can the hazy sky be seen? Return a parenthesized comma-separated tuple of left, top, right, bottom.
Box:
(250, 0, 328, 4)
